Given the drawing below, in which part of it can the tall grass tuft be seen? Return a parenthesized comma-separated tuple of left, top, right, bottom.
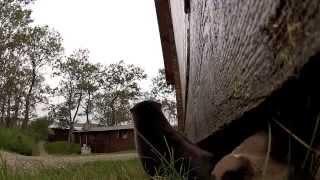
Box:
(262, 122, 272, 180)
(136, 130, 191, 180)
(272, 118, 320, 179)
(303, 113, 320, 169)
(0, 152, 9, 180)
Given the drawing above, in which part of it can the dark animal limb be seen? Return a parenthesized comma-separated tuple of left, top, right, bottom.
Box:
(130, 101, 215, 180)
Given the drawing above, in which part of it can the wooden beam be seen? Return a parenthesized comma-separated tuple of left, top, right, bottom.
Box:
(154, 0, 185, 131)
(154, 0, 176, 85)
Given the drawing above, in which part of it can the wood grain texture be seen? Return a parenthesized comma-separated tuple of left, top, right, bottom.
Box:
(154, 0, 177, 85)
(154, 0, 185, 130)
(181, 0, 320, 142)
(169, 0, 188, 130)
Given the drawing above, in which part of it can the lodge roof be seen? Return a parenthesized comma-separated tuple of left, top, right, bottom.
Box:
(75, 125, 134, 133)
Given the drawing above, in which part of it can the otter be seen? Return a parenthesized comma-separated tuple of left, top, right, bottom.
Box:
(212, 130, 318, 180)
(212, 132, 288, 180)
(130, 100, 214, 180)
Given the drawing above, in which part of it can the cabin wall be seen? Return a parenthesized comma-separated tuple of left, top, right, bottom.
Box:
(48, 128, 69, 142)
(167, 0, 320, 142)
(76, 130, 135, 153)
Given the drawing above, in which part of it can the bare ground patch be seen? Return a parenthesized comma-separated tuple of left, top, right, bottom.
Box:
(0, 151, 138, 171)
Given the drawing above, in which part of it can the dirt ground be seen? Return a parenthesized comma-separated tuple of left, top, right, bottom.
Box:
(0, 151, 138, 171)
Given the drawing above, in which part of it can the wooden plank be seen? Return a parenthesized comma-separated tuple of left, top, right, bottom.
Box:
(184, 0, 320, 142)
(154, 0, 176, 85)
(154, 0, 185, 130)
(168, 0, 188, 130)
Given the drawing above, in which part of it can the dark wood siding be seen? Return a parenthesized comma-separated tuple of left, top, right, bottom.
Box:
(48, 128, 68, 142)
(76, 130, 135, 153)
(154, 0, 185, 131)
(157, 0, 320, 142)
(186, 0, 320, 142)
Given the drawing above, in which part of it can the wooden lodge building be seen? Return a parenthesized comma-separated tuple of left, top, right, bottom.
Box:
(154, 0, 320, 160)
(49, 125, 135, 153)
(74, 125, 135, 153)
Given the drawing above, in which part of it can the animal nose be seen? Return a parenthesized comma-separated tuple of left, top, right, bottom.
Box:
(211, 154, 253, 180)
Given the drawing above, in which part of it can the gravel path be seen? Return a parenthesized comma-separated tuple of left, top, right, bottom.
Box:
(0, 151, 138, 171)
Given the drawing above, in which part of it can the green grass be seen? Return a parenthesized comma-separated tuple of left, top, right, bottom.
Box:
(44, 141, 80, 155)
(0, 128, 36, 156)
(136, 131, 191, 180)
(0, 159, 149, 180)
(0, 118, 50, 156)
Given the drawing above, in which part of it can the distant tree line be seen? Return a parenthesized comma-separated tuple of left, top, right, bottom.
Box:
(0, 0, 63, 128)
(0, 0, 177, 142)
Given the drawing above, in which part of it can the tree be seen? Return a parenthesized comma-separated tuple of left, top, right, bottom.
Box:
(53, 49, 91, 142)
(48, 104, 70, 129)
(0, 0, 33, 59)
(0, 0, 63, 128)
(0, 0, 62, 128)
(151, 69, 177, 125)
(28, 116, 50, 141)
(94, 61, 147, 126)
(21, 26, 63, 128)
(0, 61, 28, 127)
(0, 0, 34, 127)
(80, 62, 100, 126)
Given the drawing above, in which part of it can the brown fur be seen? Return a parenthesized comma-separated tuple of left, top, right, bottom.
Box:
(212, 132, 288, 180)
(206, 55, 320, 179)
(212, 131, 319, 180)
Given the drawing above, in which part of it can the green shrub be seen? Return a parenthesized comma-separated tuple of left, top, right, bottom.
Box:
(44, 141, 80, 155)
(0, 128, 36, 156)
(27, 117, 49, 142)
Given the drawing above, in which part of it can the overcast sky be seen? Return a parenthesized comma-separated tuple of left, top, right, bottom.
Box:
(31, 0, 164, 89)
(30, 0, 165, 117)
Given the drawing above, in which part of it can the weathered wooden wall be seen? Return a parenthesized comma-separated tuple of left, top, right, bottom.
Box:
(48, 128, 69, 142)
(75, 130, 135, 153)
(166, 0, 320, 142)
(169, 0, 188, 123)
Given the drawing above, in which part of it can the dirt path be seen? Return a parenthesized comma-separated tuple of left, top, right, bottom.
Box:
(37, 141, 48, 156)
(0, 151, 138, 171)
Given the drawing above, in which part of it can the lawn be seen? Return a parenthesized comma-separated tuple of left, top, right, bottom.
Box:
(0, 159, 149, 180)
